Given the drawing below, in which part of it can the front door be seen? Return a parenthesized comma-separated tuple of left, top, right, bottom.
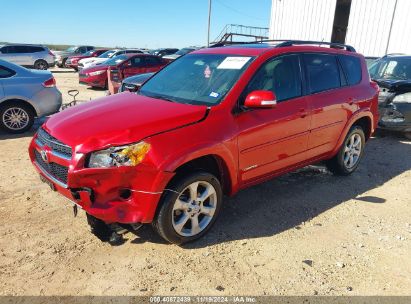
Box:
(236, 54, 311, 183)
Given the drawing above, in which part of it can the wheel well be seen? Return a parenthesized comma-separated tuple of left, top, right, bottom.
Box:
(352, 117, 372, 140)
(0, 99, 37, 117)
(174, 155, 231, 196)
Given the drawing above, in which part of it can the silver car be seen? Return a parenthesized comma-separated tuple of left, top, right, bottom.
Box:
(0, 44, 55, 70)
(53, 45, 94, 68)
(0, 59, 62, 133)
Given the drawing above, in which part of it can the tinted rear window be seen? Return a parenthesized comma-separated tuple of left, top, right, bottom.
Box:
(304, 54, 341, 94)
(339, 55, 362, 85)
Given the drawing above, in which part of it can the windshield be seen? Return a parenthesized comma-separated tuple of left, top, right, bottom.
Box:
(369, 57, 411, 80)
(139, 54, 254, 106)
(98, 50, 116, 58)
(104, 54, 128, 66)
(66, 46, 77, 52)
(175, 48, 195, 55)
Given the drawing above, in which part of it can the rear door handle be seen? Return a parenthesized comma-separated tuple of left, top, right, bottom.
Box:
(299, 108, 308, 118)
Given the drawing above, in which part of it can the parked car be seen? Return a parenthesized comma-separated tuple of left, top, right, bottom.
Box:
(369, 54, 411, 139)
(54, 46, 94, 68)
(0, 44, 55, 70)
(29, 41, 378, 245)
(149, 48, 179, 57)
(162, 47, 199, 61)
(117, 72, 154, 93)
(66, 49, 109, 71)
(78, 49, 143, 70)
(365, 56, 379, 67)
(79, 54, 134, 89)
(107, 55, 167, 94)
(0, 59, 61, 133)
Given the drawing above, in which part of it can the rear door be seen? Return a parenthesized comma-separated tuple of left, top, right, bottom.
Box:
(303, 53, 349, 157)
(144, 56, 166, 73)
(236, 54, 311, 182)
(121, 56, 146, 79)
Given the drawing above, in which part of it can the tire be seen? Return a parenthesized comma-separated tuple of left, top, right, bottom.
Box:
(0, 102, 35, 133)
(404, 132, 411, 141)
(62, 58, 68, 68)
(34, 59, 48, 70)
(326, 125, 365, 175)
(153, 171, 223, 245)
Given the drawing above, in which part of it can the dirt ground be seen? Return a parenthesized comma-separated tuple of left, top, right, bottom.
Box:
(0, 68, 410, 296)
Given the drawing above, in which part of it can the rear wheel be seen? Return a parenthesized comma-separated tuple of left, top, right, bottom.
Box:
(326, 126, 365, 175)
(34, 59, 48, 70)
(0, 102, 35, 133)
(153, 172, 222, 244)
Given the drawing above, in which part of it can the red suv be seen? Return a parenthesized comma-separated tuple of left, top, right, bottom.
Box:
(107, 54, 167, 94)
(29, 41, 379, 245)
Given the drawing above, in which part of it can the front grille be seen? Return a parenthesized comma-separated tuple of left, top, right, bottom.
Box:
(37, 128, 72, 158)
(34, 150, 68, 184)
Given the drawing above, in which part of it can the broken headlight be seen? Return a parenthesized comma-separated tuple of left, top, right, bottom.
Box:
(393, 93, 411, 103)
(88, 142, 151, 168)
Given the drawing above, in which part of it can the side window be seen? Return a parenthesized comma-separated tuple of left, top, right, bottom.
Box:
(304, 54, 341, 94)
(15, 46, 29, 53)
(144, 56, 161, 66)
(339, 55, 362, 85)
(0, 66, 16, 78)
(244, 54, 302, 102)
(3, 46, 16, 54)
(130, 57, 142, 67)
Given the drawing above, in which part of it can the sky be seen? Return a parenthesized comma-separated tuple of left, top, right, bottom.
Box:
(0, 0, 271, 49)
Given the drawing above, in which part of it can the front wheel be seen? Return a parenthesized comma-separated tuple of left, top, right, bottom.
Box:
(153, 172, 223, 244)
(326, 126, 365, 175)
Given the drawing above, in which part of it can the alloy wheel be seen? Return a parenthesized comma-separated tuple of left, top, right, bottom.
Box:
(172, 181, 218, 237)
(2, 107, 29, 131)
(343, 133, 362, 169)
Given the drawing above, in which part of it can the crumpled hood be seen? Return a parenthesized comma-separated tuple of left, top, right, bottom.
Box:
(374, 78, 411, 93)
(43, 93, 208, 153)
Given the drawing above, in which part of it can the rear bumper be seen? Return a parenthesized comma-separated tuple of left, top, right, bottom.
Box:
(29, 136, 174, 224)
(31, 87, 62, 117)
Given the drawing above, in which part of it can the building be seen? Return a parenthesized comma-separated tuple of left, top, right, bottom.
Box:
(269, 0, 411, 57)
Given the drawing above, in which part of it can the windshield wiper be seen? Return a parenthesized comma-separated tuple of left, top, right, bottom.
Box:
(141, 92, 176, 103)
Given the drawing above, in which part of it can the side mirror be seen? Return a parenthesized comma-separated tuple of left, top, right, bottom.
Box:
(244, 90, 277, 108)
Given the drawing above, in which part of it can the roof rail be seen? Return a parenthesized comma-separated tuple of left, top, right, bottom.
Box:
(273, 40, 356, 52)
(209, 39, 356, 52)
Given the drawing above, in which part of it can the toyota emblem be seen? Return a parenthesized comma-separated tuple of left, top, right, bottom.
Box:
(40, 150, 48, 163)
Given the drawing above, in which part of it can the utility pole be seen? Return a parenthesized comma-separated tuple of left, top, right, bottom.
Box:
(207, 0, 212, 47)
(385, 0, 398, 54)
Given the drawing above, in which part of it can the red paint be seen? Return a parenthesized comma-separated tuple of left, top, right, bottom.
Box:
(66, 49, 108, 70)
(107, 54, 167, 94)
(29, 44, 378, 225)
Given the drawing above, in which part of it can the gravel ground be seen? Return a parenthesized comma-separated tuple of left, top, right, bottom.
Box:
(0, 68, 410, 296)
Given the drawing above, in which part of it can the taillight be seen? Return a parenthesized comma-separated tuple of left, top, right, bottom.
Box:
(43, 77, 56, 88)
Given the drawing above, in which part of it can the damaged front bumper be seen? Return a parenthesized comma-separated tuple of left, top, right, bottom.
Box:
(28, 135, 174, 224)
(378, 102, 411, 133)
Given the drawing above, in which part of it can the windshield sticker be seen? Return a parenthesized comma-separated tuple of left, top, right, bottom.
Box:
(217, 57, 251, 69)
(209, 92, 220, 98)
(204, 65, 211, 78)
